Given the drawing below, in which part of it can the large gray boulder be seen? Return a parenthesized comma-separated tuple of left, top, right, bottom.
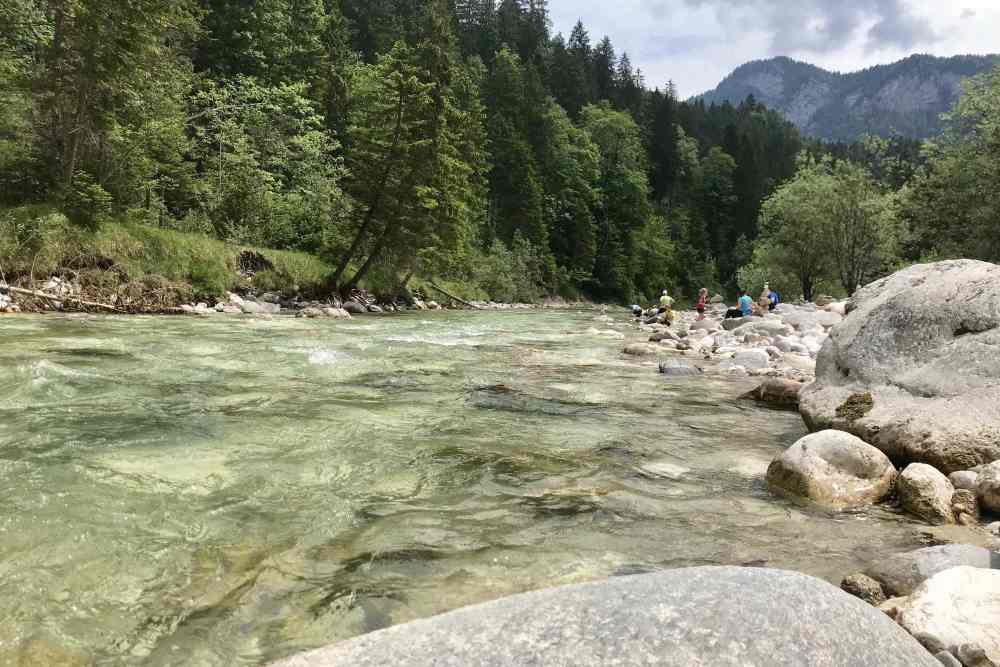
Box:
(897, 463, 957, 525)
(863, 545, 1000, 597)
(271, 567, 937, 667)
(897, 567, 1000, 664)
(766, 430, 898, 509)
(799, 260, 1000, 474)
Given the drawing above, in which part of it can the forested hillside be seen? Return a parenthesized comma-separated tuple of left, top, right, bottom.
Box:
(701, 54, 999, 141)
(2, 1, 997, 308)
(0, 0, 803, 304)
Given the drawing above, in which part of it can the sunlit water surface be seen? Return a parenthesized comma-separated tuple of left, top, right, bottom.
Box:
(0, 311, 926, 665)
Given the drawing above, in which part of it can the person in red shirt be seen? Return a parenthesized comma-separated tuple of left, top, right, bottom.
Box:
(696, 287, 708, 320)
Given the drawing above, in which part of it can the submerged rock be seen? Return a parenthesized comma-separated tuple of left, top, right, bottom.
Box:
(897, 567, 1000, 664)
(898, 464, 957, 525)
(799, 260, 1000, 474)
(766, 430, 897, 509)
(741, 378, 803, 408)
(271, 567, 937, 667)
(658, 361, 703, 377)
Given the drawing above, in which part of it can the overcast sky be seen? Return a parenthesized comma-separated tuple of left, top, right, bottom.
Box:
(548, 0, 1000, 97)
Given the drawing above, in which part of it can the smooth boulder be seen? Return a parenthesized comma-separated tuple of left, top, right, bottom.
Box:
(898, 464, 957, 525)
(897, 567, 1000, 664)
(766, 430, 898, 509)
(271, 567, 938, 667)
(800, 260, 1000, 474)
(863, 545, 1000, 597)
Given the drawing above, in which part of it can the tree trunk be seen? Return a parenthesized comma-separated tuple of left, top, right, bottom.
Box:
(330, 87, 408, 288)
(343, 223, 394, 293)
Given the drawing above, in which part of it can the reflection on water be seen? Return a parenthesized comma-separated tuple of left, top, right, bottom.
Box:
(0, 311, 923, 665)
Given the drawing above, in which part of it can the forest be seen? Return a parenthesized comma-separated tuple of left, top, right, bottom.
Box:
(1, 0, 998, 306)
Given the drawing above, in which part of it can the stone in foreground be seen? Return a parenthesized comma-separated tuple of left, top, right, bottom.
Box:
(897, 566, 1000, 664)
(766, 430, 897, 509)
(799, 260, 1000, 473)
(270, 567, 937, 667)
(862, 544, 1000, 597)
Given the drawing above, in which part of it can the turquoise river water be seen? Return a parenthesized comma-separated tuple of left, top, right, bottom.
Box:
(0, 310, 927, 665)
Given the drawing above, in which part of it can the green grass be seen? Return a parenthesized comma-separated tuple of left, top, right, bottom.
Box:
(0, 207, 335, 299)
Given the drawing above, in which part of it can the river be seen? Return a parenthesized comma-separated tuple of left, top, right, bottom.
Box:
(0, 310, 927, 665)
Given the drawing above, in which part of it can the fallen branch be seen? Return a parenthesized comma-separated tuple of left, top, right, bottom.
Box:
(427, 282, 481, 310)
(4, 286, 124, 313)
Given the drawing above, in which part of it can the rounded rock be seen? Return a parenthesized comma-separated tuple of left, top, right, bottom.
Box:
(766, 430, 898, 509)
(898, 463, 957, 525)
(272, 567, 938, 667)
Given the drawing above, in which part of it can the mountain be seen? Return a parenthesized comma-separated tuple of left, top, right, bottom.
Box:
(699, 54, 1000, 141)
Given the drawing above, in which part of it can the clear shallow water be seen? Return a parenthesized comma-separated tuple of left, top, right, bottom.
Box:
(0, 311, 926, 665)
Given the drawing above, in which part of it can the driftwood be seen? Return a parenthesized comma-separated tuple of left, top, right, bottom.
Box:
(427, 282, 481, 309)
(4, 286, 124, 313)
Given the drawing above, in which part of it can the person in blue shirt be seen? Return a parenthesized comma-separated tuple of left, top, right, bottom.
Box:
(726, 290, 754, 319)
(768, 288, 781, 311)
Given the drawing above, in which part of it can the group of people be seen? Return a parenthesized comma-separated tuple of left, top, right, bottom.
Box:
(633, 284, 781, 326)
(725, 283, 781, 319)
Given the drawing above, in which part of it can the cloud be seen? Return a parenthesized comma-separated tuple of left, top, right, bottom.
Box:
(549, 1, 999, 98)
(677, 0, 939, 54)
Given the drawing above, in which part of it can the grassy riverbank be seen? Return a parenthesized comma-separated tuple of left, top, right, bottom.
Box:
(0, 208, 333, 301)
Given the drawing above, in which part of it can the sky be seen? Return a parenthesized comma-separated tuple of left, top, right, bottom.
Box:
(548, 0, 1000, 98)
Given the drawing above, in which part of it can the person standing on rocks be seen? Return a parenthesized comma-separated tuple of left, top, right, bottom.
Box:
(658, 290, 675, 325)
(696, 288, 708, 320)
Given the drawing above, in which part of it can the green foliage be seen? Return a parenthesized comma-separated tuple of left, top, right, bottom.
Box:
(902, 66, 1000, 262)
(4, 0, 952, 308)
(743, 155, 898, 300)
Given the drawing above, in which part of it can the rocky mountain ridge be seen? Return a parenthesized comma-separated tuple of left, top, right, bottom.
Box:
(699, 54, 999, 141)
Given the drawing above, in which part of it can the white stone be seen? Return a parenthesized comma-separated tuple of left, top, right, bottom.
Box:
(897, 567, 1000, 663)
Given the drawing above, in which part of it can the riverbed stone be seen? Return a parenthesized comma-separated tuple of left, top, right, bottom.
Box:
(897, 567, 1000, 664)
(343, 301, 366, 315)
(741, 378, 803, 408)
(766, 430, 897, 509)
(623, 343, 659, 357)
(950, 471, 980, 492)
(899, 464, 957, 525)
(239, 301, 262, 315)
(271, 567, 938, 667)
(863, 544, 1000, 597)
(731, 348, 770, 370)
(799, 260, 1000, 474)
(951, 489, 980, 526)
(841, 572, 887, 605)
(658, 361, 703, 377)
(977, 462, 1000, 513)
